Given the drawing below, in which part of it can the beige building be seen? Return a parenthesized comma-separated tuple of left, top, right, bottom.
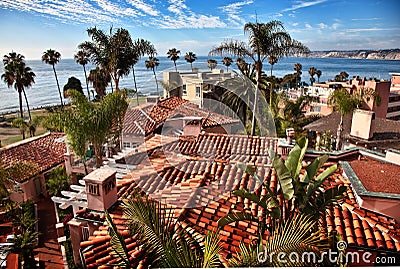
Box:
(162, 69, 235, 107)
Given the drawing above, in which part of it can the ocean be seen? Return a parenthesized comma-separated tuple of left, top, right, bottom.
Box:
(0, 56, 399, 114)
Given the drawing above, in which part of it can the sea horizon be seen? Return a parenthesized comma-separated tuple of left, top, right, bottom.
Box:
(1, 56, 399, 115)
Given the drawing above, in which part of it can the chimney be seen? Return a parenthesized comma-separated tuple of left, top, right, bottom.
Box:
(83, 168, 117, 211)
(350, 109, 375, 140)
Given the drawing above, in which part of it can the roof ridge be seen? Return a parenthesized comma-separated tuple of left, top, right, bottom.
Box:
(0, 131, 52, 152)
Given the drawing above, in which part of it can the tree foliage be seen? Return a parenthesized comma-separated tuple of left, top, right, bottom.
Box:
(44, 89, 128, 168)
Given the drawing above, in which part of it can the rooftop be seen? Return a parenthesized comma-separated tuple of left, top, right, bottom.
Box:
(349, 156, 400, 194)
(0, 132, 66, 181)
(122, 97, 239, 136)
(74, 133, 400, 267)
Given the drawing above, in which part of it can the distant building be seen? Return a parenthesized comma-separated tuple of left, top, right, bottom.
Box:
(387, 73, 400, 120)
(303, 76, 391, 118)
(162, 69, 235, 107)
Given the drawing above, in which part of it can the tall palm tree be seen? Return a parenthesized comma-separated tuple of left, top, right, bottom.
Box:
(293, 62, 302, 88)
(79, 26, 133, 92)
(328, 87, 381, 150)
(207, 59, 217, 71)
(74, 49, 91, 100)
(308, 67, 316, 86)
(316, 69, 322, 83)
(128, 39, 156, 105)
(87, 67, 111, 100)
(209, 20, 309, 135)
(42, 49, 63, 108)
(2, 52, 35, 139)
(167, 48, 180, 71)
(184, 52, 197, 71)
(145, 56, 160, 96)
(222, 56, 233, 72)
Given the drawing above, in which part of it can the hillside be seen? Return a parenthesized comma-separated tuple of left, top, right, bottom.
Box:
(307, 49, 400, 60)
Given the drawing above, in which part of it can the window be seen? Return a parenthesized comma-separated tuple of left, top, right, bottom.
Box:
(103, 179, 115, 194)
(87, 183, 99, 195)
(196, 86, 201, 98)
(182, 85, 187, 96)
(310, 106, 321, 112)
(123, 142, 131, 148)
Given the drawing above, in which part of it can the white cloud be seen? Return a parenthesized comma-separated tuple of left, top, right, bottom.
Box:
(167, 0, 188, 14)
(292, 22, 299, 27)
(282, 0, 327, 12)
(305, 23, 312, 29)
(126, 0, 159, 16)
(95, 0, 139, 17)
(0, 0, 119, 24)
(157, 14, 226, 29)
(219, 0, 253, 26)
(318, 23, 327, 29)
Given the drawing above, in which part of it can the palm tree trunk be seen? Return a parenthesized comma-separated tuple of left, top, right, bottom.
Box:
(52, 65, 63, 109)
(269, 83, 274, 108)
(190, 62, 193, 71)
(251, 61, 261, 136)
(336, 114, 343, 151)
(174, 62, 177, 72)
(83, 65, 90, 100)
(18, 90, 25, 140)
(153, 69, 159, 97)
(132, 68, 139, 106)
(22, 89, 32, 122)
(110, 80, 113, 93)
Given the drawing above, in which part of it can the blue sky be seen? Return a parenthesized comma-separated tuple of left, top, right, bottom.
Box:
(0, 0, 399, 60)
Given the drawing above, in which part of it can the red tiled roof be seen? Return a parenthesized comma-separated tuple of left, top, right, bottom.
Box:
(0, 132, 66, 180)
(349, 156, 400, 194)
(122, 97, 239, 136)
(79, 133, 400, 267)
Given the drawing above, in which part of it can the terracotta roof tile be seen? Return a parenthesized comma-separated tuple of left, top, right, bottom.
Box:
(0, 132, 66, 181)
(79, 133, 400, 267)
(122, 97, 239, 136)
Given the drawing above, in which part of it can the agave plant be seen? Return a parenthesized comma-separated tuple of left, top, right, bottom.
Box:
(106, 190, 222, 268)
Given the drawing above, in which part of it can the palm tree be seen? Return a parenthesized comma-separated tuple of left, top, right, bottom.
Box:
(106, 190, 222, 268)
(42, 49, 63, 108)
(293, 62, 302, 88)
(79, 26, 133, 91)
(207, 59, 217, 71)
(334, 71, 349, 82)
(308, 67, 316, 86)
(167, 48, 180, 71)
(316, 69, 322, 83)
(184, 52, 197, 71)
(209, 20, 309, 135)
(2, 52, 36, 139)
(328, 87, 381, 150)
(87, 67, 111, 100)
(74, 49, 91, 100)
(128, 39, 156, 105)
(222, 56, 233, 72)
(268, 55, 278, 76)
(145, 56, 160, 96)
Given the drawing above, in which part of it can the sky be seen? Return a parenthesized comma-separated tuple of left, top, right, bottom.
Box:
(0, 0, 399, 60)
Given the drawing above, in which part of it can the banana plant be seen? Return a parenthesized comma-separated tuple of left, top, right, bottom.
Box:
(273, 137, 346, 220)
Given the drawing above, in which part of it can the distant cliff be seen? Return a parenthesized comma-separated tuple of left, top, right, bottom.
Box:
(306, 49, 400, 60)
